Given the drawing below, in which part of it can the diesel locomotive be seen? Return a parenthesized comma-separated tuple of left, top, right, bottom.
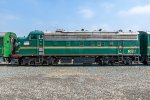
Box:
(12, 30, 140, 65)
(0, 30, 150, 66)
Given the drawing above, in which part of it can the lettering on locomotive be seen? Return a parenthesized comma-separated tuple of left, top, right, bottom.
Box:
(128, 49, 136, 53)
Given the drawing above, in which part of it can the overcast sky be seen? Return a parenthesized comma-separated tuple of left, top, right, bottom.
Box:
(0, 0, 150, 36)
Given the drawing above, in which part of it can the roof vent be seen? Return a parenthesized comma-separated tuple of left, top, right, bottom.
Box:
(129, 30, 132, 32)
(56, 29, 64, 32)
(99, 29, 102, 31)
(81, 29, 84, 31)
(119, 29, 123, 32)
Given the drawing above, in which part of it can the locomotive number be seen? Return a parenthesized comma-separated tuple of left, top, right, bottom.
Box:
(128, 49, 136, 53)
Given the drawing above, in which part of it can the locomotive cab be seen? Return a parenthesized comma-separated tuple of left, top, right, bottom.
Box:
(28, 30, 44, 56)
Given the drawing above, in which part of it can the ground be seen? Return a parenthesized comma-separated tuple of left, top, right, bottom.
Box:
(0, 65, 149, 100)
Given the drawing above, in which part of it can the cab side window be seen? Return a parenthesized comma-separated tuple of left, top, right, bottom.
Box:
(109, 42, 113, 46)
(80, 41, 84, 46)
(97, 42, 101, 46)
(39, 35, 43, 39)
(101, 42, 105, 46)
(30, 35, 38, 39)
(66, 41, 70, 46)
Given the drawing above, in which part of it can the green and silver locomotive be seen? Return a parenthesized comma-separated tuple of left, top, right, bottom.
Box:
(13, 30, 140, 65)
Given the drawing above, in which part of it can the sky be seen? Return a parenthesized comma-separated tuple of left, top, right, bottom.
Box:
(1, 0, 150, 36)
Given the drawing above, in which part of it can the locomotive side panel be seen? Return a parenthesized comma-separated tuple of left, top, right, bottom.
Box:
(43, 40, 140, 56)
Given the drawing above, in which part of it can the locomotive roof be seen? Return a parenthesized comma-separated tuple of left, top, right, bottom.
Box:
(29, 30, 44, 35)
(44, 31, 139, 40)
(44, 31, 138, 35)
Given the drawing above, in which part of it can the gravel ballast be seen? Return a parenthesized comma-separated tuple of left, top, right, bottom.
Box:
(0, 66, 149, 100)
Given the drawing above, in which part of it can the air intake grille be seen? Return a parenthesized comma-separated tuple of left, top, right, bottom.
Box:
(44, 34, 138, 40)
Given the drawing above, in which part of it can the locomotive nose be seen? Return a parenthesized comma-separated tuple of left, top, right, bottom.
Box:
(3, 32, 17, 63)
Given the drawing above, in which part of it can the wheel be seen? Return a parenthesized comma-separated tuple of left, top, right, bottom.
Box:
(143, 61, 148, 65)
(103, 60, 109, 66)
(123, 60, 127, 65)
(98, 60, 103, 66)
(108, 61, 114, 66)
(20, 59, 25, 66)
(29, 61, 35, 66)
(127, 59, 132, 65)
(49, 57, 57, 65)
(43, 61, 48, 66)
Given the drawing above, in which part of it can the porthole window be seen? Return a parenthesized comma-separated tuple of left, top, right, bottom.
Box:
(80, 41, 84, 46)
(91, 42, 95, 46)
(53, 41, 57, 46)
(118, 42, 123, 46)
(110, 42, 113, 46)
(97, 42, 101, 46)
(66, 41, 70, 46)
(101, 42, 105, 46)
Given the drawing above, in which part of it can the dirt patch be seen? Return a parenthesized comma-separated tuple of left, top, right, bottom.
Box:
(47, 69, 90, 77)
(143, 69, 150, 73)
